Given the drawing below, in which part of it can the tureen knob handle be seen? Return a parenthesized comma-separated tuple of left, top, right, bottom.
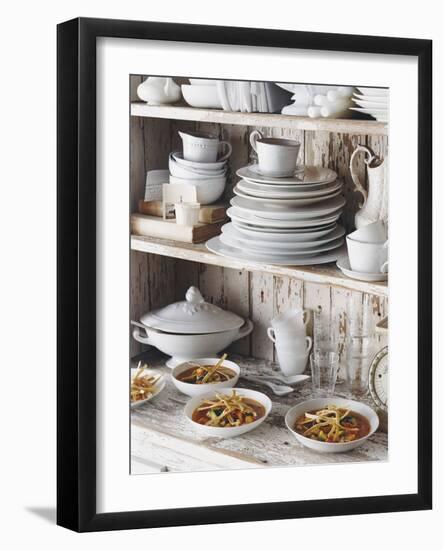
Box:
(185, 286, 204, 304)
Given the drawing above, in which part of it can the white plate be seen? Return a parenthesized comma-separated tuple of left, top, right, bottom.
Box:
(351, 98, 389, 110)
(221, 224, 345, 254)
(130, 368, 166, 409)
(207, 236, 346, 266)
(236, 178, 342, 199)
(232, 220, 337, 241)
(285, 398, 379, 453)
(231, 195, 346, 220)
(349, 107, 389, 122)
(356, 87, 389, 97)
(237, 165, 337, 186)
(336, 256, 388, 282)
(223, 223, 345, 249)
(233, 185, 342, 206)
(184, 388, 272, 438)
(354, 92, 389, 105)
(227, 206, 342, 228)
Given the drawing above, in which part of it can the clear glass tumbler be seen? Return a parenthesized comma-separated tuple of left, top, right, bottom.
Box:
(310, 351, 339, 397)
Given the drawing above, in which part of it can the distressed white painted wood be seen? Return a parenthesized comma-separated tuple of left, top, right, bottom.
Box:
(131, 103, 388, 136)
(131, 352, 388, 474)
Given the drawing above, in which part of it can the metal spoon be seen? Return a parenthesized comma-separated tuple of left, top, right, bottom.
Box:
(244, 375, 294, 396)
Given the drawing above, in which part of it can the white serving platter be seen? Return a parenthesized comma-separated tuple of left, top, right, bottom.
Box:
(207, 236, 346, 266)
(356, 87, 389, 97)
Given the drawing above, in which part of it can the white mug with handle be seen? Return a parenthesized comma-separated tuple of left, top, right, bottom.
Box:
(249, 129, 301, 177)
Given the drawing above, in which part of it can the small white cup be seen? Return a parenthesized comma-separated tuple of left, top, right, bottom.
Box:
(348, 220, 387, 243)
(249, 130, 300, 177)
(346, 236, 388, 274)
(270, 308, 310, 334)
(268, 332, 312, 376)
(175, 202, 200, 226)
(179, 131, 232, 163)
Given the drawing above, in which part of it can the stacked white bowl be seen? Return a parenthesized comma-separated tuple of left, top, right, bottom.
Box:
(350, 87, 389, 122)
(181, 79, 222, 109)
(168, 131, 231, 205)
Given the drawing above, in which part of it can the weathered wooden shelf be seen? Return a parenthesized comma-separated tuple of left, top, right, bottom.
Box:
(131, 102, 388, 136)
(131, 234, 388, 296)
(131, 352, 388, 474)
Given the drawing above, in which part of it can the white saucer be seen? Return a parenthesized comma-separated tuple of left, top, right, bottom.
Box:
(336, 257, 388, 282)
(236, 178, 343, 199)
(248, 163, 305, 177)
(237, 165, 337, 186)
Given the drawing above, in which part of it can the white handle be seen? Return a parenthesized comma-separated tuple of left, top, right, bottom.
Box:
(233, 319, 253, 342)
(267, 327, 276, 343)
(249, 130, 263, 153)
(132, 325, 151, 345)
(305, 336, 313, 354)
(217, 141, 232, 162)
(350, 144, 376, 207)
(303, 309, 311, 327)
(380, 261, 389, 274)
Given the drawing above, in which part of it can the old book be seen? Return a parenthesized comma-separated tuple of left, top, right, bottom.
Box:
(138, 199, 227, 224)
(131, 214, 224, 244)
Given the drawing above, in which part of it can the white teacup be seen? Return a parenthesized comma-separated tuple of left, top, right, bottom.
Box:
(249, 130, 300, 177)
(179, 131, 232, 163)
(346, 236, 388, 274)
(348, 220, 387, 243)
(270, 308, 310, 334)
(269, 335, 312, 376)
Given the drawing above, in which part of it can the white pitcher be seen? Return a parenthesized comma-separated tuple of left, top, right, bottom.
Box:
(350, 144, 388, 229)
(137, 77, 181, 105)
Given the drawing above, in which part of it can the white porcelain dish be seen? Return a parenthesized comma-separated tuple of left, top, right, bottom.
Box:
(356, 87, 389, 97)
(184, 388, 272, 438)
(237, 165, 337, 186)
(222, 223, 345, 251)
(233, 185, 342, 206)
(169, 175, 226, 205)
(227, 206, 342, 229)
(236, 179, 343, 199)
(171, 357, 240, 397)
(172, 151, 227, 172)
(207, 237, 346, 266)
(130, 368, 166, 409)
(169, 155, 225, 179)
(336, 257, 388, 282)
(353, 92, 388, 103)
(132, 319, 253, 368)
(352, 97, 388, 109)
(231, 195, 346, 220)
(232, 220, 337, 240)
(220, 230, 344, 257)
(181, 84, 223, 109)
(285, 397, 379, 453)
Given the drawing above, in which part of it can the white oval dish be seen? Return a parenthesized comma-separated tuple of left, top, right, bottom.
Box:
(171, 357, 240, 397)
(181, 84, 223, 109)
(285, 397, 379, 453)
(130, 368, 166, 409)
(184, 388, 272, 438)
(356, 87, 389, 97)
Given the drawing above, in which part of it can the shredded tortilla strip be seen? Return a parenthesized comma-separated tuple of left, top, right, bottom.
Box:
(196, 390, 257, 427)
(131, 361, 160, 403)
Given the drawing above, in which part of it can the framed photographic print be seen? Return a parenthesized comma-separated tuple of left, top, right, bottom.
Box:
(57, 17, 432, 532)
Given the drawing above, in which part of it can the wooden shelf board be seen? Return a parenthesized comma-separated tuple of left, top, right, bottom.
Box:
(130, 102, 388, 136)
(131, 234, 388, 296)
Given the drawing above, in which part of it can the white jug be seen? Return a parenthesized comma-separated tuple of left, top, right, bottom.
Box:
(137, 77, 181, 105)
(350, 144, 388, 229)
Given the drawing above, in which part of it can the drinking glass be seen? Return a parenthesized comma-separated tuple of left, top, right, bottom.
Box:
(313, 306, 340, 354)
(310, 351, 339, 397)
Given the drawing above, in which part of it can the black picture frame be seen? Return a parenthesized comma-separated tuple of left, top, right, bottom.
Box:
(57, 17, 432, 532)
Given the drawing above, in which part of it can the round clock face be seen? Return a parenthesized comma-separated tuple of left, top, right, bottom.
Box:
(369, 347, 388, 411)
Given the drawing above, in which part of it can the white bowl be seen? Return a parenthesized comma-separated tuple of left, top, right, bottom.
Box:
(285, 397, 379, 453)
(171, 357, 240, 397)
(184, 388, 272, 438)
(169, 175, 226, 205)
(169, 156, 226, 179)
(189, 79, 218, 86)
(182, 84, 222, 109)
(172, 151, 227, 172)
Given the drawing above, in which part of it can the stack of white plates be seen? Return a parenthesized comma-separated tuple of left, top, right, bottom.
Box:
(206, 164, 346, 266)
(350, 87, 389, 123)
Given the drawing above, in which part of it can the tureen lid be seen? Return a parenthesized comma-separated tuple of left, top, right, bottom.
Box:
(140, 286, 245, 334)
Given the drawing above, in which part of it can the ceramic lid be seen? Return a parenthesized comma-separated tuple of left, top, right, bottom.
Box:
(140, 286, 245, 334)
